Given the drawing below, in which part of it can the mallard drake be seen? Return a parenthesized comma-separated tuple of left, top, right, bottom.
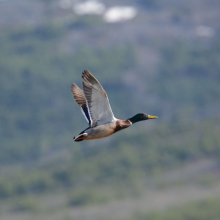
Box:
(71, 69, 158, 142)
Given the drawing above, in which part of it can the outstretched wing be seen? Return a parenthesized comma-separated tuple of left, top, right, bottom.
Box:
(71, 83, 91, 126)
(82, 69, 116, 127)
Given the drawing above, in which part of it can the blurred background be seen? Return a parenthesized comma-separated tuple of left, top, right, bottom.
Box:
(1, 0, 220, 219)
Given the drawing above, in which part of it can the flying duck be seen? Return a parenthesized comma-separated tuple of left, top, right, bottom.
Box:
(71, 69, 158, 141)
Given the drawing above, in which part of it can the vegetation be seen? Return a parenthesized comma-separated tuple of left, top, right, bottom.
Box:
(1, 20, 220, 203)
(128, 198, 220, 220)
(0, 0, 220, 219)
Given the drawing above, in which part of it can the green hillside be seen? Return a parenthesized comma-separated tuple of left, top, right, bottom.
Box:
(1, 20, 220, 198)
(0, 0, 220, 219)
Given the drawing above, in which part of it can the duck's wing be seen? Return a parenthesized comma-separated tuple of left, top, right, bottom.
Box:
(71, 83, 91, 126)
(82, 69, 116, 127)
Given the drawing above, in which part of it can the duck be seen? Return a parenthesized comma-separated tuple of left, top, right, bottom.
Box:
(71, 69, 158, 142)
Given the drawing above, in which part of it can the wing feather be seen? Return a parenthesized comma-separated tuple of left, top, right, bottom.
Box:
(71, 83, 86, 107)
(82, 69, 115, 127)
(71, 83, 91, 126)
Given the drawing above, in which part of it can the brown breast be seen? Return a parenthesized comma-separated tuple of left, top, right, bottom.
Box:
(114, 119, 132, 133)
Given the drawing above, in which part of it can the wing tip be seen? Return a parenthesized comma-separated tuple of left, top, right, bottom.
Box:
(70, 82, 76, 88)
(82, 69, 100, 85)
(82, 69, 90, 81)
(70, 83, 77, 93)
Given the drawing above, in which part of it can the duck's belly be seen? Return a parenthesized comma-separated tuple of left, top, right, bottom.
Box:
(86, 123, 116, 140)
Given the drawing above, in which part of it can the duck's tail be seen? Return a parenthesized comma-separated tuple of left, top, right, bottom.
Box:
(74, 133, 88, 142)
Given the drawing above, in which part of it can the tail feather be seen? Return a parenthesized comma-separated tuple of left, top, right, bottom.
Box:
(74, 133, 87, 142)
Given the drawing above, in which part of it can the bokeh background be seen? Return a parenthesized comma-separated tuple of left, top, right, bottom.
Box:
(1, 0, 220, 219)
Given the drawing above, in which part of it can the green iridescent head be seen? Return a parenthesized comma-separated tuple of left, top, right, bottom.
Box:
(128, 113, 158, 124)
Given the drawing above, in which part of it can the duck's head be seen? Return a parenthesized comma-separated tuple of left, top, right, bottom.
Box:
(128, 113, 158, 124)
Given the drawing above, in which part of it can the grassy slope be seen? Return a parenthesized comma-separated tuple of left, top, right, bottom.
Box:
(0, 1, 220, 218)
